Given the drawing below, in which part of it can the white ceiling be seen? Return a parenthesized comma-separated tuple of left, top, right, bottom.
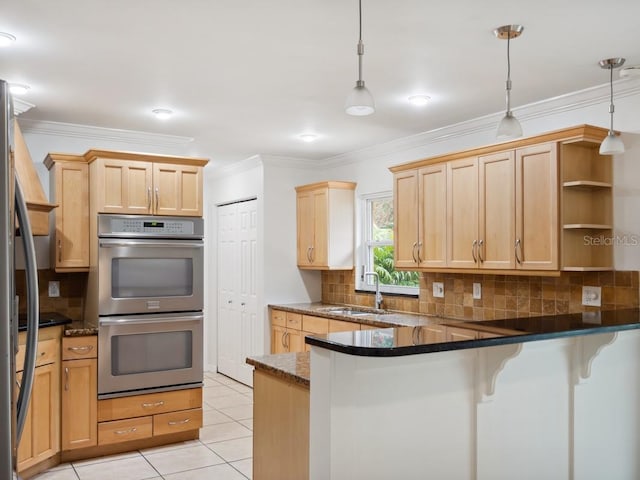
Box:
(3, 0, 640, 166)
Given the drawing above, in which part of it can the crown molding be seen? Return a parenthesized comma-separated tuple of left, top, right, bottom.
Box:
(208, 154, 264, 180)
(322, 79, 640, 167)
(260, 154, 322, 170)
(17, 118, 194, 147)
(13, 98, 35, 115)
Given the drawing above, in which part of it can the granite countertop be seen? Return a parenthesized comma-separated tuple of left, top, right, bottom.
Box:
(247, 351, 310, 387)
(305, 308, 640, 357)
(18, 312, 73, 332)
(269, 302, 449, 328)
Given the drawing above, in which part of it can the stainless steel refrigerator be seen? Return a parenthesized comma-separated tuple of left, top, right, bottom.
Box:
(0, 79, 40, 479)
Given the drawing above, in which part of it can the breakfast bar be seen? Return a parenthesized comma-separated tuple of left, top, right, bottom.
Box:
(305, 309, 640, 480)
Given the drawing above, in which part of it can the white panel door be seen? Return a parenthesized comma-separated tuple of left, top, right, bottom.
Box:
(217, 199, 258, 386)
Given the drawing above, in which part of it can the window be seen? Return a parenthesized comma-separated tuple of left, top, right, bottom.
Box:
(357, 192, 419, 296)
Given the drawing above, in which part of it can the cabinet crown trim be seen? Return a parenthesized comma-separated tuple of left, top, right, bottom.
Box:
(295, 181, 356, 192)
(389, 124, 609, 173)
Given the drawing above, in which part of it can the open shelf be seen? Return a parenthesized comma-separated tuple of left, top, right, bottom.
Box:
(563, 180, 612, 189)
(563, 224, 612, 230)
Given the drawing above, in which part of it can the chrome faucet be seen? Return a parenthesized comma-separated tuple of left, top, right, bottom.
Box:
(364, 271, 383, 310)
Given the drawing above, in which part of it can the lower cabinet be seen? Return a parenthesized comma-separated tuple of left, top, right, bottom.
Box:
(270, 309, 363, 354)
(61, 336, 98, 451)
(253, 369, 309, 480)
(97, 388, 203, 446)
(17, 327, 62, 474)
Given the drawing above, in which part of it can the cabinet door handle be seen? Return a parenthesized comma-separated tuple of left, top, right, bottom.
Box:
(310, 246, 314, 262)
(411, 242, 418, 263)
(58, 239, 62, 262)
(417, 241, 423, 263)
(471, 240, 478, 263)
(142, 401, 165, 408)
(67, 345, 94, 353)
(168, 418, 190, 426)
(306, 246, 312, 263)
(515, 238, 523, 265)
(64, 367, 69, 391)
(147, 187, 152, 210)
(281, 331, 287, 348)
(154, 187, 159, 212)
(115, 427, 137, 435)
(478, 239, 484, 263)
(412, 326, 421, 345)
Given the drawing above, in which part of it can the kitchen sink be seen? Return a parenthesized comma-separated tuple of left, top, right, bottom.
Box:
(319, 307, 387, 317)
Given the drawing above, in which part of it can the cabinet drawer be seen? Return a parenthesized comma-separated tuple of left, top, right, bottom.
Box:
(286, 312, 302, 330)
(98, 388, 202, 422)
(302, 315, 329, 334)
(98, 417, 152, 445)
(62, 336, 97, 360)
(329, 319, 360, 333)
(16, 338, 59, 372)
(271, 309, 286, 327)
(153, 408, 202, 436)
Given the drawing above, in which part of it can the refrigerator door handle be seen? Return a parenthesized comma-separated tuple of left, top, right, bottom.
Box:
(14, 178, 39, 443)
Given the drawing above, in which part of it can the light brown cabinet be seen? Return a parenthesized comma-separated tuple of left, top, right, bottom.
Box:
(97, 388, 202, 446)
(270, 309, 361, 354)
(16, 327, 61, 474)
(394, 165, 447, 269)
(296, 181, 356, 270)
(61, 336, 98, 451)
(90, 156, 204, 217)
(390, 125, 609, 273)
(45, 154, 90, 272)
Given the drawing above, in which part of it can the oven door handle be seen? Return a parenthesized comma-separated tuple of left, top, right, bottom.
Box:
(99, 240, 203, 248)
(99, 315, 203, 326)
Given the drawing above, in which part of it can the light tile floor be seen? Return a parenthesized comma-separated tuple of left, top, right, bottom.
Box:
(33, 372, 253, 480)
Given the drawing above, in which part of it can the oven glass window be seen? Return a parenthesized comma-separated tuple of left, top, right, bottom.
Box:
(111, 331, 193, 375)
(111, 258, 193, 298)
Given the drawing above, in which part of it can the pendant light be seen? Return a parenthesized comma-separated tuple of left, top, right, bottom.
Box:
(494, 25, 523, 139)
(345, 0, 374, 116)
(599, 57, 626, 155)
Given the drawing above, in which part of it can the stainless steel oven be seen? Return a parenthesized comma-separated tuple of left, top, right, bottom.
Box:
(98, 312, 203, 398)
(97, 214, 204, 316)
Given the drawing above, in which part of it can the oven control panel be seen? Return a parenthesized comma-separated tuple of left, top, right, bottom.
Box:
(98, 215, 203, 238)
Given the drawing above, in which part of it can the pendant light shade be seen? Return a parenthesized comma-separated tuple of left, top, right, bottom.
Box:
(598, 57, 626, 155)
(345, 0, 374, 116)
(494, 25, 523, 140)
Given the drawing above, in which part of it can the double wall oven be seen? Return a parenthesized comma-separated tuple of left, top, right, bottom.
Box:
(96, 214, 204, 399)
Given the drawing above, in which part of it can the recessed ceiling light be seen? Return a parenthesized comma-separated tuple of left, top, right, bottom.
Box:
(152, 108, 173, 120)
(9, 83, 30, 95)
(0, 32, 16, 47)
(299, 134, 318, 143)
(408, 95, 431, 106)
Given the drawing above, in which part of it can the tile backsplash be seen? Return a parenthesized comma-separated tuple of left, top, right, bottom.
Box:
(322, 270, 639, 320)
(15, 269, 86, 321)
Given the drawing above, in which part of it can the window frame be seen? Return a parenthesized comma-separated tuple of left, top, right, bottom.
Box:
(356, 191, 419, 296)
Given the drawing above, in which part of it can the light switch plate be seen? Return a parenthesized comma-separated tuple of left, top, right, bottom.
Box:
(473, 283, 482, 300)
(582, 286, 601, 307)
(48, 281, 60, 298)
(433, 282, 444, 298)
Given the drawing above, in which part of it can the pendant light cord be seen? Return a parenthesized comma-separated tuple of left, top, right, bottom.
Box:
(356, 0, 364, 84)
(505, 29, 512, 114)
(609, 65, 615, 133)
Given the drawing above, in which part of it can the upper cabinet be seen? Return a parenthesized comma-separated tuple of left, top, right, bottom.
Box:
(295, 181, 356, 270)
(45, 154, 90, 272)
(391, 125, 611, 274)
(87, 151, 207, 217)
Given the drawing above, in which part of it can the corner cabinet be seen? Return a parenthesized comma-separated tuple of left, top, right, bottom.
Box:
(296, 181, 356, 270)
(45, 154, 90, 272)
(86, 151, 208, 217)
(391, 125, 612, 274)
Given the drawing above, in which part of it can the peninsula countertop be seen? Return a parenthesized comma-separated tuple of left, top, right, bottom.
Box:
(305, 308, 640, 357)
(246, 351, 310, 387)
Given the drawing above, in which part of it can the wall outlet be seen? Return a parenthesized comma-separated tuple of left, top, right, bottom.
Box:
(582, 286, 601, 307)
(473, 283, 482, 300)
(48, 281, 60, 298)
(433, 282, 444, 298)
